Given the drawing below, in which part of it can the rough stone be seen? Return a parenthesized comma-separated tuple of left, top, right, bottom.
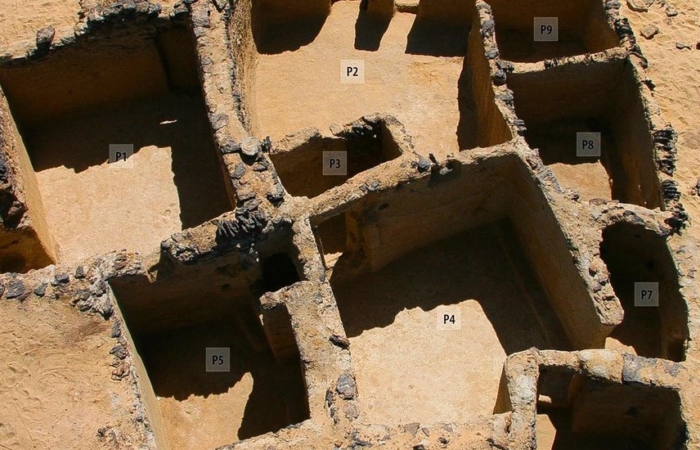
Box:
(5, 279, 25, 299)
(55, 272, 70, 284)
(33, 283, 47, 297)
(627, 0, 649, 10)
(330, 334, 350, 349)
(241, 137, 261, 157)
(75, 266, 86, 279)
(416, 157, 431, 172)
(336, 373, 356, 400)
(36, 26, 56, 47)
(641, 25, 659, 39)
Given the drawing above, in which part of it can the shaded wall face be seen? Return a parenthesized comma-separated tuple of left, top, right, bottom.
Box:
(467, 19, 512, 148)
(605, 63, 662, 209)
(110, 262, 256, 336)
(251, 0, 331, 53)
(508, 59, 623, 127)
(349, 157, 512, 273)
(1, 38, 166, 128)
(507, 161, 605, 349)
(229, 0, 259, 134)
(571, 379, 684, 447)
(417, 0, 474, 25)
(0, 87, 56, 272)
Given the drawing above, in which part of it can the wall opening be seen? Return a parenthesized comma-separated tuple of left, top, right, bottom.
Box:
(600, 222, 688, 362)
(262, 252, 302, 292)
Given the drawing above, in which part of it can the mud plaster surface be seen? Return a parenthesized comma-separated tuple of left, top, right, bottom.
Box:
(331, 225, 569, 425)
(255, 2, 469, 161)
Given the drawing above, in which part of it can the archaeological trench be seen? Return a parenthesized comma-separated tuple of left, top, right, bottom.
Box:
(0, 0, 698, 449)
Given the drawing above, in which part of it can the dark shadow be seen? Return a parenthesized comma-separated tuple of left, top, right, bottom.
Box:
(238, 362, 309, 439)
(330, 221, 570, 355)
(23, 93, 232, 230)
(537, 376, 685, 450)
(141, 319, 252, 400)
(253, 17, 327, 55)
(541, 410, 653, 450)
(354, 4, 391, 51)
(262, 253, 301, 292)
(405, 18, 469, 57)
(456, 55, 477, 150)
(600, 222, 688, 362)
(495, 29, 588, 63)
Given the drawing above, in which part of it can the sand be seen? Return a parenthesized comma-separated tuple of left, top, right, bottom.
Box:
(0, 299, 143, 450)
(621, 0, 700, 242)
(254, 1, 471, 161)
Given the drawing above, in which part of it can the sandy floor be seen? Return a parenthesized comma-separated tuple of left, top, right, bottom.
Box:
(139, 319, 307, 449)
(0, 299, 144, 450)
(27, 94, 231, 265)
(331, 225, 569, 425)
(254, 2, 472, 160)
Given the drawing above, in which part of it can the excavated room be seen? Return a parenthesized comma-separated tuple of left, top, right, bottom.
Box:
(312, 154, 606, 425)
(109, 235, 309, 449)
(0, 22, 233, 265)
(237, 0, 510, 160)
